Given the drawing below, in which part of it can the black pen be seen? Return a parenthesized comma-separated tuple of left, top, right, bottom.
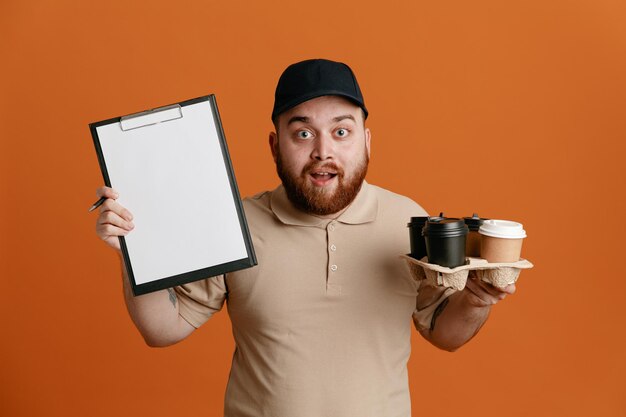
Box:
(88, 196, 107, 212)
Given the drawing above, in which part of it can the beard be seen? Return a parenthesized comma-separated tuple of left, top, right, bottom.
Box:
(276, 148, 369, 216)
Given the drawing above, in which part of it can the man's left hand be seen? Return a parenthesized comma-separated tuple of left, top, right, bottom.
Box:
(462, 271, 516, 308)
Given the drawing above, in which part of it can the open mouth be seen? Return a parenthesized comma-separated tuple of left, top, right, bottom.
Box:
(309, 170, 338, 185)
(310, 171, 337, 180)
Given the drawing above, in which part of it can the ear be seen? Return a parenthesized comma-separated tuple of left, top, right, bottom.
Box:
(269, 131, 278, 162)
(365, 127, 371, 159)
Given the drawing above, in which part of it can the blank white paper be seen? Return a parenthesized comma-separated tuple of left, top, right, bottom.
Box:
(97, 100, 248, 285)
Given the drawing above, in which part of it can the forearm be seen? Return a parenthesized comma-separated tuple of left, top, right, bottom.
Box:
(95, 188, 195, 346)
(119, 255, 194, 347)
(419, 274, 515, 351)
(419, 290, 491, 352)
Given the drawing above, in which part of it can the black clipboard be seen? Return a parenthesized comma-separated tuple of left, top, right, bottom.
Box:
(90, 95, 256, 295)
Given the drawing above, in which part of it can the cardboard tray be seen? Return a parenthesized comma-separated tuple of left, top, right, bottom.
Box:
(402, 255, 534, 291)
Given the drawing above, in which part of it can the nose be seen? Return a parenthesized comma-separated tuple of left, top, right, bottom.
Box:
(311, 133, 334, 161)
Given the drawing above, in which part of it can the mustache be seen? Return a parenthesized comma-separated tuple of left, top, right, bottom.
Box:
(301, 161, 344, 177)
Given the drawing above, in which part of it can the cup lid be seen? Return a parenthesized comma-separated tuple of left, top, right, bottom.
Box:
(428, 215, 444, 222)
(479, 219, 527, 239)
(463, 213, 488, 231)
(423, 218, 468, 237)
(407, 216, 429, 227)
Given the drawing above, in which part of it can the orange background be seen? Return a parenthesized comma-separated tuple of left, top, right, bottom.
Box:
(1, 1, 625, 416)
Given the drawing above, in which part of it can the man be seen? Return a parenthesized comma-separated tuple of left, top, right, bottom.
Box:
(95, 59, 514, 417)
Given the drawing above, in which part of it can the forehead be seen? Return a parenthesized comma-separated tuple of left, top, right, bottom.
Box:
(277, 95, 363, 126)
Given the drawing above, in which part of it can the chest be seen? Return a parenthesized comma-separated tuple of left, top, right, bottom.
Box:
(224, 221, 418, 329)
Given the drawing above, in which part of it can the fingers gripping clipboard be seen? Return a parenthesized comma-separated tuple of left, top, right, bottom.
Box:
(90, 95, 256, 295)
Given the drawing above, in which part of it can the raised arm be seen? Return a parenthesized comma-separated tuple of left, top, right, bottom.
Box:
(418, 273, 515, 352)
(95, 186, 195, 347)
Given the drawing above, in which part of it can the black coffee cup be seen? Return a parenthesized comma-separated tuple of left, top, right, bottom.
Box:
(423, 218, 469, 268)
(407, 217, 429, 260)
(408, 214, 445, 260)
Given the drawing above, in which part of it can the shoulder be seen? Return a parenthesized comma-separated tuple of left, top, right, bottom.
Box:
(367, 183, 429, 217)
(243, 190, 271, 205)
(241, 189, 281, 228)
(242, 190, 272, 214)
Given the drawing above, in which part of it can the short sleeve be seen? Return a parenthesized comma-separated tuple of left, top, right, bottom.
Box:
(174, 275, 228, 328)
(412, 283, 456, 331)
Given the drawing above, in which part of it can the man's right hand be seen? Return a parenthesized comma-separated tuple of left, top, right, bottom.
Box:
(93, 186, 195, 347)
(95, 186, 135, 252)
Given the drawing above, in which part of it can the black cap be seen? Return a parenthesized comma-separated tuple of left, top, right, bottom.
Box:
(272, 59, 368, 121)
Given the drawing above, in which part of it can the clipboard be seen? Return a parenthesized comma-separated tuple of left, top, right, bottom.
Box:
(90, 95, 256, 295)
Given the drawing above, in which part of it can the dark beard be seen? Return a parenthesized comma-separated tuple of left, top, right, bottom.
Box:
(276, 150, 369, 216)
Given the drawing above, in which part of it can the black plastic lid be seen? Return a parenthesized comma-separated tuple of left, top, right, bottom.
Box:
(463, 213, 488, 231)
(407, 216, 429, 227)
(408, 214, 445, 227)
(422, 218, 469, 237)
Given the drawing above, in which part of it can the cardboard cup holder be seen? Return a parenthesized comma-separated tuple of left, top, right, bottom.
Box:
(401, 255, 533, 291)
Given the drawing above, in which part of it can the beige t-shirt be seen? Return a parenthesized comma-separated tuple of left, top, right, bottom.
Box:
(176, 182, 453, 417)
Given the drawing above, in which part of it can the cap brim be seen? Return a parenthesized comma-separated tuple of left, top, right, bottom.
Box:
(272, 90, 368, 120)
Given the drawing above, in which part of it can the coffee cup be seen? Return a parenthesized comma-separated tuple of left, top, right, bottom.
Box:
(463, 214, 488, 257)
(408, 214, 444, 260)
(423, 218, 468, 268)
(479, 219, 527, 263)
(407, 216, 429, 260)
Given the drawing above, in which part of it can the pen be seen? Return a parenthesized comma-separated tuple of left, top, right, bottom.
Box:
(88, 196, 107, 212)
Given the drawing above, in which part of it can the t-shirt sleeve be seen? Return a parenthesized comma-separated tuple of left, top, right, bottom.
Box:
(174, 275, 228, 328)
(412, 283, 456, 331)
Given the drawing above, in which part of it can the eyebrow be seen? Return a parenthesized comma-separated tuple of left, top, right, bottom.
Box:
(286, 114, 356, 126)
(287, 116, 309, 125)
(332, 115, 356, 123)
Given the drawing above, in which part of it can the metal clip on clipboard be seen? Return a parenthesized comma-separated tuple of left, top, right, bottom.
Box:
(119, 104, 183, 131)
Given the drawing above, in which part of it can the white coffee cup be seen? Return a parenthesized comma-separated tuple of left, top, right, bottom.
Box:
(479, 220, 527, 263)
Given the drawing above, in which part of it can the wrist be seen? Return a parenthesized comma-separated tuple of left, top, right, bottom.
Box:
(458, 288, 494, 309)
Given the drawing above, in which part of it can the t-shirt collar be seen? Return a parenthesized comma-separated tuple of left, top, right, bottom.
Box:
(270, 181, 378, 227)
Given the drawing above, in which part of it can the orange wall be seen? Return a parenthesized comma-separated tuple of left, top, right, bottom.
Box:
(1, 1, 625, 416)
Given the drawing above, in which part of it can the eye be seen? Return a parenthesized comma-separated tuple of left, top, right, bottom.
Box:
(296, 130, 313, 139)
(335, 128, 349, 138)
